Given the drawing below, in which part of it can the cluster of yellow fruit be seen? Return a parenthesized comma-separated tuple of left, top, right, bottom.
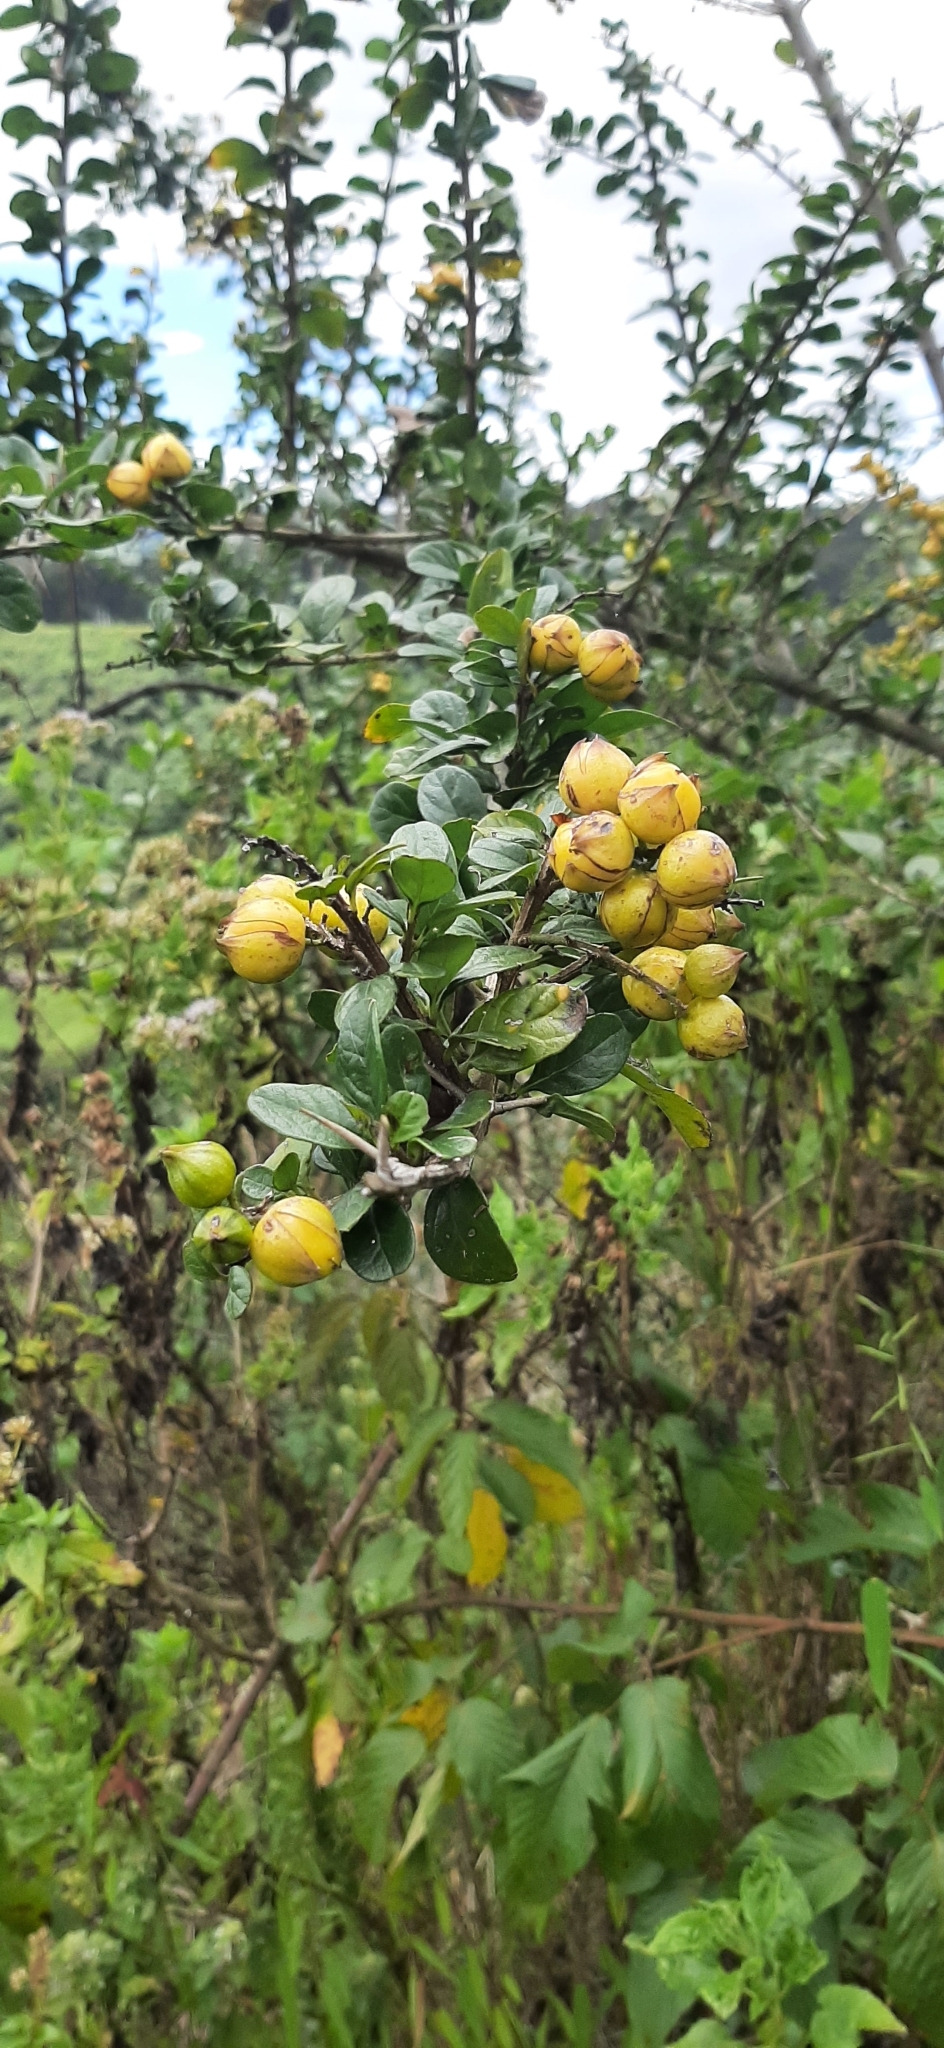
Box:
(105, 432, 193, 511)
(215, 873, 389, 985)
(550, 736, 748, 1060)
(529, 611, 641, 704)
(163, 1141, 342, 1289)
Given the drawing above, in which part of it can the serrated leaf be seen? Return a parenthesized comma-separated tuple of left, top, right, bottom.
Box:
(736, 1808, 869, 1917)
(504, 1716, 614, 1891)
(443, 1698, 525, 1805)
(482, 1401, 582, 1485)
(424, 1180, 517, 1282)
(438, 1430, 480, 1539)
(503, 1449, 583, 1523)
(350, 1727, 426, 1862)
(886, 1833, 944, 2046)
(810, 1986, 905, 2048)
(742, 1715, 898, 1811)
(620, 1678, 720, 1838)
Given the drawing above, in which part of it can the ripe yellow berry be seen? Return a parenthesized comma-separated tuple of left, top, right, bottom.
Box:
(106, 460, 151, 508)
(251, 1196, 343, 1286)
(683, 944, 746, 999)
(530, 613, 583, 676)
(216, 896, 307, 982)
(577, 629, 641, 702)
(141, 432, 193, 482)
(677, 995, 748, 1059)
(599, 871, 666, 950)
(307, 899, 347, 936)
(662, 904, 717, 950)
(558, 736, 634, 815)
(550, 813, 635, 892)
(354, 885, 389, 942)
(430, 262, 464, 290)
(621, 946, 690, 1021)
(191, 1206, 253, 1267)
(656, 830, 736, 908)
(713, 907, 745, 941)
(162, 1142, 236, 1208)
(617, 754, 701, 846)
(238, 874, 308, 914)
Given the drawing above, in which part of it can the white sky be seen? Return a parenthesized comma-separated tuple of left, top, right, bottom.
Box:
(6, 0, 944, 493)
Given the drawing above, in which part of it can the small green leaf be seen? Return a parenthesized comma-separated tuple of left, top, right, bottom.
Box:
(774, 36, 797, 62)
(810, 1985, 905, 2048)
(298, 573, 356, 639)
(4, 1532, 45, 1603)
(743, 1714, 898, 1811)
(385, 1090, 429, 1143)
(0, 563, 40, 634)
(389, 821, 457, 905)
(474, 603, 520, 647)
(861, 1577, 892, 1711)
(207, 136, 272, 192)
(467, 549, 514, 613)
(624, 1059, 711, 1149)
(531, 1013, 632, 1095)
(224, 1266, 252, 1321)
(394, 79, 439, 130)
(278, 1579, 333, 1646)
(370, 781, 420, 839)
(424, 1180, 517, 1283)
(343, 1201, 416, 1283)
(418, 766, 487, 824)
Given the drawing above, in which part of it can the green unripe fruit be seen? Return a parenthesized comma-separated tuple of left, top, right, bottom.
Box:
(192, 1206, 253, 1268)
(162, 1141, 236, 1208)
(677, 995, 748, 1059)
(683, 944, 746, 999)
(621, 946, 690, 1020)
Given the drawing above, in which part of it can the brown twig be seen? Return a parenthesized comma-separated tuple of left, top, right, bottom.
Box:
(175, 1431, 398, 1830)
(358, 1588, 944, 1652)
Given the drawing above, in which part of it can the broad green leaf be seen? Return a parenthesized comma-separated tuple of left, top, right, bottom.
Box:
(742, 1715, 898, 1811)
(504, 1716, 613, 1892)
(473, 603, 519, 647)
(735, 1806, 869, 1916)
(530, 1012, 632, 1095)
(334, 988, 388, 1115)
(406, 540, 462, 580)
(394, 79, 439, 129)
(477, 1449, 535, 1525)
(385, 1090, 428, 1143)
(624, 1061, 711, 1150)
(4, 1531, 45, 1603)
(350, 1526, 430, 1612)
(389, 821, 457, 904)
(810, 1985, 905, 2048)
(418, 766, 487, 824)
(298, 573, 356, 639)
(443, 1699, 525, 1805)
(451, 944, 535, 981)
(369, 781, 420, 838)
(620, 1678, 720, 1836)
(0, 563, 40, 634)
(87, 48, 138, 91)
(342, 1201, 415, 1283)
(437, 1429, 480, 1538)
(467, 549, 514, 613)
(886, 1833, 944, 2047)
(424, 1180, 517, 1283)
(247, 1083, 360, 1155)
(861, 1577, 892, 1710)
(350, 1727, 426, 1862)
(458, 983, 588, 1074)
(224, 1266, 252, 1320)
(482, 1400, 582, 1485)
(278, 1579, 333, 1646)
(207, 136, 272, 192)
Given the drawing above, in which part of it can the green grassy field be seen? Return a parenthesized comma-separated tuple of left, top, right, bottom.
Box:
(0, 622, 148, 723)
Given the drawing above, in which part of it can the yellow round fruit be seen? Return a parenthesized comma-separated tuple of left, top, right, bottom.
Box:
(550, 812, 635, 892)
(683, 944, 746, 999)
(617, 754, 701, 846)
(238, 874, 308, 914)
(191, 1206, 253, 1267)
(713, 907, 745, 941)
(656, 830, 736, 908)
(558, 736, 633, 815)
(677, 995, 748, 1059)
(141, 431, 193, 482)
(354, 885, 389, 942)
(307, 898, 348, 936)
(162, 1141, 236, 1208)
(106, 460, 151, 507)
(251, 1196, 343, 1286)
(577, 629, 641, 702)
(621, 946, 690, 1021)
(599, 871, 666, 950)
(216, 896, 307, 982)
(663, 904, 718, 950)
(530, 613, 583, 676)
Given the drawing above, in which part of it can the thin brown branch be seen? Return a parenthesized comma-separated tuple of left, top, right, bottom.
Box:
(358, 1587, 944, 1652)
(748, 661, 944, 764)
(176, 1431, 398, 1830)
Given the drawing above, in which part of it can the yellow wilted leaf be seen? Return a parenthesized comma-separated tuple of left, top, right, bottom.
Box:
(558, 1157, 593, 1221)
(479, 255, 522, 281)
(465, 1488, 508, 1588)
(312, 1712, 346, 1787)
(400, 1685, 450, 1747)
(504, 1448, 584, 1524)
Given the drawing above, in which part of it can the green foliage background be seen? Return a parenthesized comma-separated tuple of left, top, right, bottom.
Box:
(4, 1, 944, 2043)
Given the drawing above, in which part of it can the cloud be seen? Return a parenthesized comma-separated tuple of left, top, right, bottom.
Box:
(159, 330, 206, 359)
